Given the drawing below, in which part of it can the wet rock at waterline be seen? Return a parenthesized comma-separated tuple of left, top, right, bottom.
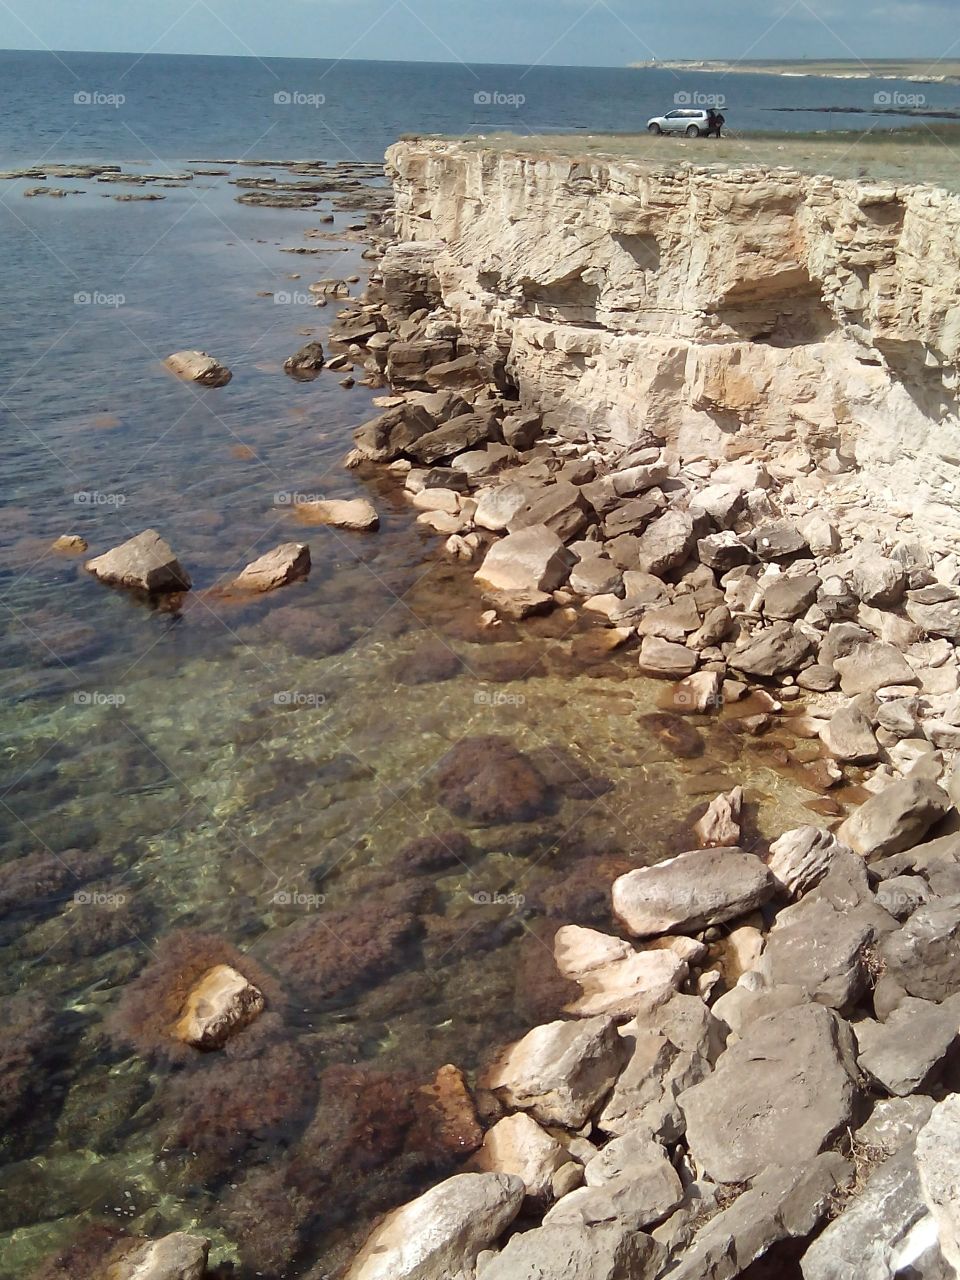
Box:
(553, 924, 688, 1018)
(294, 496, 380, 531)
(171, 963, 265, 1051)
(473, 1111, 570, 1203)
(345, 1172, 525, 1280)
(482, 1016, 628, 1129)
(227, 542, 310, 592)
(85, 529, 192, 593)
(163, 349, 232, 386)
(612, 848, 774, 937)
(283, 340, 325, 378)
(50, 533, 88, 554)
(474, 525, 574, 594)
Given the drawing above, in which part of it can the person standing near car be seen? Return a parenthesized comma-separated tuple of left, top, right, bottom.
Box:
(711, 109, 725, 137)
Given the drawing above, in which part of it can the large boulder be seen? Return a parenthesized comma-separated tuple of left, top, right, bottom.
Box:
(880, 894, 960, 1001)
(407, 412, 499, 464)
(757, 895, 876, 1009)
(834, 642, 917, 695)
(352, 404, 436, 461)
(345, 1172, 524, 1280)
(916, 1095, 960, 1276)
(474, 526, 574, 594)
(837, 777, 950, 859)
(728, 622, 813, 679)
(905, 586, 960, 642)
(228, 543, 310, 592)
(612, 849, 774, 938)
(767, 827, 849, 897)
(634, 510, 699, 576)
(508, 480, 590, 543)
(818, 698, 880, 763)
(482, 1016, 627, 1128)
(637, 637, 698, 680)
(85, 529, 192, 593)
(476, 1222, 664, 1280)
(679, 1005, 860, 1183)
(283, 340, 324, 378)
(164, 349, 231, 386)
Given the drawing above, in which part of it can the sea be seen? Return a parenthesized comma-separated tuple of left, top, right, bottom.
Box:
(0, 49, 952, 1279)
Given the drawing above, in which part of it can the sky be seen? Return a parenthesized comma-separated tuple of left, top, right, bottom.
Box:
(0, 0, 957, 66)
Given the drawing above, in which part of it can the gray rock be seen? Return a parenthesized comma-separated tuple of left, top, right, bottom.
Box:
(475, 1222, 664, 1280)
(906, 586, 960, 642)
(800, 1146, 941, 1280)
(637, 637, 698, 680)
(637, 598, 701, 642)
(711, 980, 808, 1039)
(689, 484, 744, 529)
(855, 995, 960, 1096)
(543, 1168, 683, 1233)
(603, 495, 661, 539)
(881, 894, 960, 1001)
(819, 622, 875, 667)
(635, 510, 699, 576)
(728, 622, 814, 679)
(164, 349, 231, 387)
(501, 410, 542, 451)
(666, 1155, 852, 1280)
(874, 874, 930, 921)
(747, 520, 808, 561)
(876, 697, 921, 738)
(598, 1031, 710, 1142)
(352, 404, 435, 461)
(916, 1095, 960, 1276)
(763, 574, 821, 620)
(85, 529, 192, 593)
(819, 698, 880, 762)
(767, 826, 849, 897)
(851, 555, 908, 607)
(612, 848, 774, 937)
(679, 1005, 860, 1184)
(758, 895, 876, 1009)
(697, 531, 753, 573)
(345, 1172, 524, 1280)
(473, 483, 529, 532)
(855, 1096, 935, 1154)
(834, 642, 918, 695)
(509, 480, 591, 543)
(482, 1016, 628, 1129)
(837, 776, 950, 859)
(569, 555, 623, 597)
(797, 663, 839, 692)
(408, 411, 499, 464)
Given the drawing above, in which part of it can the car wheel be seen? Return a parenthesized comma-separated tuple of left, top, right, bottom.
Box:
(685, 125, 701, 138)
(648, 123, 662, 135)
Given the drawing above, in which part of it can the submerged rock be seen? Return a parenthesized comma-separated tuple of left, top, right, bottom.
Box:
(85, 529, 192, 593)
(171, 963, 265, 1051)
(295, 496, 380, 530)
(434, 736, 550, 825)
(164, 349, 232, 386)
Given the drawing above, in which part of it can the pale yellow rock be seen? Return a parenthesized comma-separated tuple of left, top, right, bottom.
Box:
(295, 497, 379, 531)
(228, 543, 310, 592)
(172, 964, 264, 1050)
(164, 349, 231, 386)
(51, 534, 88, 554)
(474, 1112, 568, 1201)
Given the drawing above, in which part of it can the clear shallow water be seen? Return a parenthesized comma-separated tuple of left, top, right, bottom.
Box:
(0, 50, 881, 1280)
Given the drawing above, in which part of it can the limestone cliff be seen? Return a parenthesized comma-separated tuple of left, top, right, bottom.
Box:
(385, 140, 960, 539)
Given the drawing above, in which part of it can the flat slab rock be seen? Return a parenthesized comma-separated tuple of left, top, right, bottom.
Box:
(728, 621, 814, 679)
(667, 1154, 851, 1280)
(85, 528, 192, 593)
(758, 894, 876, 1009)
(612, 848, 774, 938)
(164, 349, 231, 386)
(679, 1004, 860, 1183)
(880, 894, 960, 1001)
(112, 1232, 209, 1280)
(345, 1172, 524, 1280)
(855, 994, 960, 1096)
(482, 1016, 627, 1129)
(474, 525, 573, 594)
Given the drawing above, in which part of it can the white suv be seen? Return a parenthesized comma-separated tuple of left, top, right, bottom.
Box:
(647, 108, 716, 137)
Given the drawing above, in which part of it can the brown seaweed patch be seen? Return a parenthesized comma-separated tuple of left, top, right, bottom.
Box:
(433, 736, 553, 825)
(107, 929, 282, 1060)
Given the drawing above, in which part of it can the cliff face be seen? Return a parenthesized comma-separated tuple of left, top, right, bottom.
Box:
(385, 140, 960, 538)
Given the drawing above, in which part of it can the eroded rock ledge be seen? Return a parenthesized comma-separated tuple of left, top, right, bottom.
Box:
(386, 140, 960, 545)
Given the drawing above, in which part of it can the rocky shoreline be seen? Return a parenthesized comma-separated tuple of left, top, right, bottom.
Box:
(317, 144, 960, 1277)
(24, 143, 960, 1277)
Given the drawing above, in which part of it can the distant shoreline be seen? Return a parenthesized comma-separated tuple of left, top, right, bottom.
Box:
(632, 58, 960, 84)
